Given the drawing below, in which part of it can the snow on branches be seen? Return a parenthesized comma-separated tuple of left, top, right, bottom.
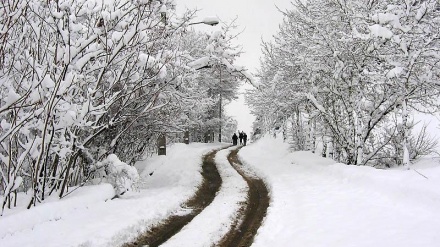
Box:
(249, 0, 440, 166)
(0, 0, 248, 212)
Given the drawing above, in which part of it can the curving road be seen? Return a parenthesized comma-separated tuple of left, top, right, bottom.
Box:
(124, 145, 270, 247)
(124, 147, 224, 247)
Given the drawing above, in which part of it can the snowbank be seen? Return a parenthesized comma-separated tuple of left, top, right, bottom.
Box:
(239, 135, 440, 247)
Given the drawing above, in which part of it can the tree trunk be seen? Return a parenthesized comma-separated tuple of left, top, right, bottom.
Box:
(402, 97, 410, 169)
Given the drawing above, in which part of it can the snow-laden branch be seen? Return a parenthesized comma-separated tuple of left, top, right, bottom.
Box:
(305, 93, 326, 113)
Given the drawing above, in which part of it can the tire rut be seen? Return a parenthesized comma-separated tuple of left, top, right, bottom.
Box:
(217, 147, 270, 247)
(123, 147, 226, 247)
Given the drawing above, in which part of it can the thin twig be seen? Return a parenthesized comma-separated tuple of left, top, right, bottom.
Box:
(411, 168, 429, 179)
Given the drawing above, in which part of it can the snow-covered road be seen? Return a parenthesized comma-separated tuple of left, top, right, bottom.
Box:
(161, 146, 248, 246)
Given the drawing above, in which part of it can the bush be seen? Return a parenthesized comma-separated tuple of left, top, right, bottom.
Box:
(90, 154, 139, 195)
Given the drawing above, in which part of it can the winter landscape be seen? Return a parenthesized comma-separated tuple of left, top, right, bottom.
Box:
(1, 0, 440, 246)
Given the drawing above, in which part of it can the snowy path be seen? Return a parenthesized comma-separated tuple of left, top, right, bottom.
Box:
(161, 146, 248, 246)
(161, 146, 270, 247)
(125, 146, 229, 246)
(138, 144, 272, 247)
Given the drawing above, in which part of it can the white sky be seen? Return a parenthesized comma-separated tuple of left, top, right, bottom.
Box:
(177, 0, 292, 135)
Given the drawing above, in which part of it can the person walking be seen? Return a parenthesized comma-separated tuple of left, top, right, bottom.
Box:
(239, 131, 244, 145)
(243, 132, 248, 146)
(232, 133, 238, 145)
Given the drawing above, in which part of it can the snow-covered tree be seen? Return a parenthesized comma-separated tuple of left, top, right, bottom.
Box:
(182, 21, 247, 142)
(249, 0, 440, 166)
(0, 0, 245, 213)
(367, 0, 440, 167)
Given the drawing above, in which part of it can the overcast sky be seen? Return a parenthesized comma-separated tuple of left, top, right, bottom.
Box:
(177, 0, 291, 135)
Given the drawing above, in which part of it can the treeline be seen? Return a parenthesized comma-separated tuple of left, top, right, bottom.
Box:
(248, 0, 440, 167)
(0, 0, 244, 213)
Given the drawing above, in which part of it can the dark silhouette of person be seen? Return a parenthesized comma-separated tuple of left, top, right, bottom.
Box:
(243, 132, 248, 146)
(232, 133, 238, 145)
(239, 131, 244, 145)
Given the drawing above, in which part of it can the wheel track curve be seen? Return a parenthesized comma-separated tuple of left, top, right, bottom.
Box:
(217, 147, 270, 247)
(123, 147, 226, 247)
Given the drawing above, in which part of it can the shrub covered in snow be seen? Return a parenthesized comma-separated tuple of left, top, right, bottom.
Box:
(89, 154, 139, 195)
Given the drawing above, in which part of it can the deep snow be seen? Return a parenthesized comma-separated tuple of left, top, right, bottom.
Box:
(1, 137, 440, 247)
(239, 135, 440, 247)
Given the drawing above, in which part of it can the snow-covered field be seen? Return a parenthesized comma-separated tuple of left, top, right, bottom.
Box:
(1, 136, 440, 247)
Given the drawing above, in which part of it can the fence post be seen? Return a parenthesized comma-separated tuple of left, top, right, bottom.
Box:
(184, 131, 189, 144)
(158, 134, 166, 155)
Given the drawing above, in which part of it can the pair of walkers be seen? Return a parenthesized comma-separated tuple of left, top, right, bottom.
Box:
(232, 131, 247, 146)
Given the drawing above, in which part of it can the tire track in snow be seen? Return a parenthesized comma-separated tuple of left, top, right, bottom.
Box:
(161, 146, 248, 246)
(123, 146, 227, 247)
(217, 147, 270, 247)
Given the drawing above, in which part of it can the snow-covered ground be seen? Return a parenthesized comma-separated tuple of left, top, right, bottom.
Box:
(239, 135, 440, 247)
(0, 143, 226, 247)
(2, 136, 440, 247)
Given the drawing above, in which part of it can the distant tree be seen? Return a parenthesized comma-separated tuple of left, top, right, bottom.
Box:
(182, 21, 247, 142)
